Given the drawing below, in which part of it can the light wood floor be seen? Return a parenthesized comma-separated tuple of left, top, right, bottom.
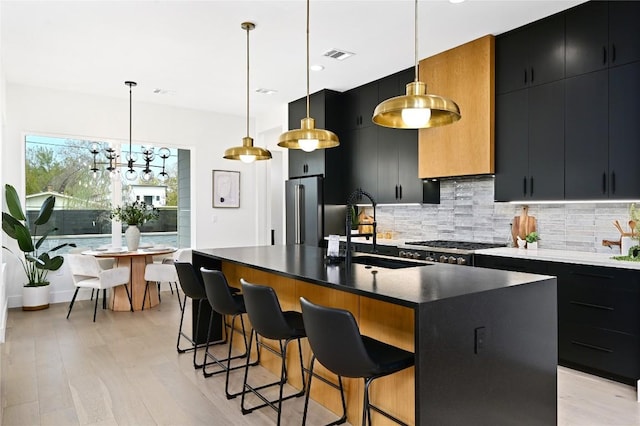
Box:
(1, 291, 639, 426)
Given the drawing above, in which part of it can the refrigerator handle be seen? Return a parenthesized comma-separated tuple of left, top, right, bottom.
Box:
(294, 184, 305, 244)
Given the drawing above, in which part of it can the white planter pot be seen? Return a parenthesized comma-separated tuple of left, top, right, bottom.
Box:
(527, 241, 538, 250)
(22, 284, 50, 311)
(125, 224, 141, 251)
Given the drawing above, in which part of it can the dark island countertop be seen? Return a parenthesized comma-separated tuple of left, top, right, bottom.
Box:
(194, 245, 553, 308)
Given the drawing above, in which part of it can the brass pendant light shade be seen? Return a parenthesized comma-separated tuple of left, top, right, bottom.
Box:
(277, 0, 339, 151)
(224, 22, 272, 163)
(278, 117, 339, 151)
(372, 0, 461, 129)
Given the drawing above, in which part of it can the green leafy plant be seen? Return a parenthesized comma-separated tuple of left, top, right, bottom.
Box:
(110, 200, 159, 226)
(525, 231, 540, 243)
(2, 184, 75, 286)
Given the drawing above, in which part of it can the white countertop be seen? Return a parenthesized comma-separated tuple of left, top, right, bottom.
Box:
(475, 247, 640, 270)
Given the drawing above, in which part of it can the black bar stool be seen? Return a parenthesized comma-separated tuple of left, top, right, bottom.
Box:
(174, 262, 215, 369)
(200, 268, 258, 399)
(300, 297, 415, 426)
(239, 279, 307, 425)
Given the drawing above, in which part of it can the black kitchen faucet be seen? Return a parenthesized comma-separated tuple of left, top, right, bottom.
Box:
(345, 188, 377, 264)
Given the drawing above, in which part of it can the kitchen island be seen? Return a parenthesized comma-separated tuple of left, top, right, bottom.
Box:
(194, 245, 557, 425)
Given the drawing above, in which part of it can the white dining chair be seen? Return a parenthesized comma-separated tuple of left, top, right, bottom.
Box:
(68, 247, 115, 300)
(143, 261, 181, 310)
(67, 254, 133, 322)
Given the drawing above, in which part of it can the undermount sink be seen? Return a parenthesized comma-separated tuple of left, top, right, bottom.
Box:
(351, 255, 430, 270)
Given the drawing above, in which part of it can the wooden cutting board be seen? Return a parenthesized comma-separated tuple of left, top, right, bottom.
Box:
(512, 206, 537, 246)
(358, 209, 374, 235)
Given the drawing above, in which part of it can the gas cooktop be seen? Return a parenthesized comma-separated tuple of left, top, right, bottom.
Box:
(404, 240, 505, 251)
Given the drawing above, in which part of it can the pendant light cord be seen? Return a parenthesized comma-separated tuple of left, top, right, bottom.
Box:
(305, 0, 310, 118)
(246, 23, 250, 137)
(414, 0, 419, 82)
(129, 83, 133, 155)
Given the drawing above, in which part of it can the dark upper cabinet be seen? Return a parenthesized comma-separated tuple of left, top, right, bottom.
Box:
(341, 67, 423, 204)
(343, 82, 378, 130)
(565, 1, 609, 78)
(609, 1, 640, 67)
(565, 71, 609, 199)
(377, 127, 421, 204)
(566, 1, 640, 78)
(287, 89, 347, 204)
(496, 13, 565, 94)
(494, 80, 564, 201)
(344, 126, 378, 200)
(609, 61, 640, 199)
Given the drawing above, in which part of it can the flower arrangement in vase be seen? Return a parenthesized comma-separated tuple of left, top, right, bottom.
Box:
(110, 201, 159, 250)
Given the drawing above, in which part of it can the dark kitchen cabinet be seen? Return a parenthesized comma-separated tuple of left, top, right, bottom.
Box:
(377, 127, 421, 203)
(565, 70, 609, 199)
(287, 89, 347, 204)
(341, 67, 422, 204)
(476, 254, 640, 385)
(494, 80, 564, 201)
(608, 61, 640, 199)
(566, 1, 640, 78)
(565, 62, 640, 200)
(343, 82, 378, 130)
(550, 262, 640, 384)
(344, 126, 378, 201)
(496, 13, 565, 95)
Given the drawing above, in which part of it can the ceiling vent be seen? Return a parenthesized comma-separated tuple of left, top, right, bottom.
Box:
(323, 48, 355, 61)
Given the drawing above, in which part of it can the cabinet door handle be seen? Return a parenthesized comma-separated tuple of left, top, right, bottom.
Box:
(569, 271, 614, 280)
(399, 185, 403, 200)
(602, 172, 607, 194)
(612, 44, 616, 63)
(530, 67, 534, 83)
(603, 46, 607, 65)
(569, 300, 614, 311)
(611, 171, 616, 194)
(530, 176, 534, 196)
(524, 69, 528, 84)
(395, 185, 399, 199)
(571, 340, 613, 353)
(523, 176, 527, 196)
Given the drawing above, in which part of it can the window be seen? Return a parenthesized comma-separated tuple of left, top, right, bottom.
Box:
(25, 135, 187, 250)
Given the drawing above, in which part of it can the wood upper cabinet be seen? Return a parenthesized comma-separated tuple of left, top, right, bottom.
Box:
(418, 35, 495, 179)
(496, 13, 565, 94)
(566, 1, 640, 78)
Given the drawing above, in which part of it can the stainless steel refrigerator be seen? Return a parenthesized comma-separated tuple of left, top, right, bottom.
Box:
(286, 176, 323, 246)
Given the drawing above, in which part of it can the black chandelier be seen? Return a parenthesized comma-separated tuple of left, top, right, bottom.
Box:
(90, 81, 170, 182)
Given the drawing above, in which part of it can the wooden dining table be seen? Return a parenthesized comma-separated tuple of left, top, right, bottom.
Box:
(83, 247, 176, 311)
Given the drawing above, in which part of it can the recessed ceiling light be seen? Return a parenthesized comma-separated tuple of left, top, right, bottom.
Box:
(322, 48, 355, 61)
(256, 88, 277, 95)
(153, 88, 176, 95)
(310, 64, 324, 71)
(449, 0, 465, 4)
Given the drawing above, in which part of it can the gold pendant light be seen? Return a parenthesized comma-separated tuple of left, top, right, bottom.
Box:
(224, 22, 272, 163)
(372, 0, 461, 129)
(277, 0, 339, 152)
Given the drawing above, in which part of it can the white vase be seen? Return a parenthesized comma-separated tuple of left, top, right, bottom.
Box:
(22, 284, 50, 311)
(125, 224, 141, 251)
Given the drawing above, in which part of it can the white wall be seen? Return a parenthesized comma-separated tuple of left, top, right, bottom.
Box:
(2, 83, 280, 308)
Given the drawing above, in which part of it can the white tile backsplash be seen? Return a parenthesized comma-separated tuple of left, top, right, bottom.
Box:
(378, 176, 632, 254)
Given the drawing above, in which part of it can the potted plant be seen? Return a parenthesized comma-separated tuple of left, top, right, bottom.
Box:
(2, 184, 75, 310)
(525, 231, 540, 249)
(110, 201, 159, 250)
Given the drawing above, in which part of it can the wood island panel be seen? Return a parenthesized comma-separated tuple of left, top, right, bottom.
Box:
(221, 262, 415, 425)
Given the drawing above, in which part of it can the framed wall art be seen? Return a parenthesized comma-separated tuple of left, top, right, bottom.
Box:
(212, 170, 240, 208)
